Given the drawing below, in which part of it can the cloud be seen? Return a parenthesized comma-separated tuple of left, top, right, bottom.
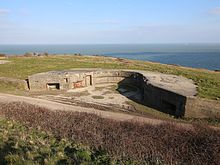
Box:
(0, 9, 10, 16)
(209, 7, 220, 15)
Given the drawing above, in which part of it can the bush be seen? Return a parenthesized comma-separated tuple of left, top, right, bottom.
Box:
(0, 118, 111, 164)
(0, 102, 220, 164)
(23, 52, 33, 57)
(0, 54, 6, 57)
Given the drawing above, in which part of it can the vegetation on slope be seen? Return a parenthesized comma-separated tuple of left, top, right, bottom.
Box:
(0, 55, 219, 99)
(0, 102, 220, 164)
(0, 118, 111, 164)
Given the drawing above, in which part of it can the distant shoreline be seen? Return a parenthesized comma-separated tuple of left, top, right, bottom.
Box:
(0, 44, 220, 70)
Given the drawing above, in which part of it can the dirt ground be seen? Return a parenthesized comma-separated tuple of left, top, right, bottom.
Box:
(0, 92, 170, 126)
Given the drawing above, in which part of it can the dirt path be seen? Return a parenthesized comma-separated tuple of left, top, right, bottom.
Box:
(0, 92, 179, 125)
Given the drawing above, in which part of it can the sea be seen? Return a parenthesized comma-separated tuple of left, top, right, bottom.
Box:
(0, 44, 220, 71)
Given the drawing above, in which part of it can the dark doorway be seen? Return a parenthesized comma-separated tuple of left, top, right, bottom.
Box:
(25, 79, 30, 90)
(162, 100, 176, 116)
(86, 75, 92, 86)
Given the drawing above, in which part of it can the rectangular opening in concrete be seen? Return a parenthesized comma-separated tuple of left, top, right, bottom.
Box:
(162, 100, 176, 115)
(73, 81, 83, 88)
(47, 83, 60, 90)
(64, 78, 68, 83)
(25, 79, 30, 90)
(86, 75, 92, 86)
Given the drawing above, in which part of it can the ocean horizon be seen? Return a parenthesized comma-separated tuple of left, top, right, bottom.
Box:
(0, 43, 220, 71)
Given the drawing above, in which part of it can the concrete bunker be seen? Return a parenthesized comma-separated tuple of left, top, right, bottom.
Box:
(28, 69, 197, 117)
(28, 70, 94, 91)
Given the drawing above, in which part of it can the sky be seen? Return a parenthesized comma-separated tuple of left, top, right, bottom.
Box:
(0, 0, 220, 44)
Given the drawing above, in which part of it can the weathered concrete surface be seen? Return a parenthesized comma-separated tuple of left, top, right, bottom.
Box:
(28, 69, 198, 117)
(28, 70, 94, 91)
(29, 69, 197, 97)
(72, 68, 197, 96)
(134, 70, 197, 96)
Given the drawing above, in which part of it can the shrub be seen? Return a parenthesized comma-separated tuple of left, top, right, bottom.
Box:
(0, 118, 110, 164)
(23, 52, 33, 57)
(0, 102, 219, 164)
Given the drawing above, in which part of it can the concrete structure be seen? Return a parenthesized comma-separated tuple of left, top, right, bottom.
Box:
(28, 70, 94, 91)
(28, 69, 197, 117)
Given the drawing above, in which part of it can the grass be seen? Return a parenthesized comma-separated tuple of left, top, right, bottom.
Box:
(0, 81, 20, 92)
(0, 55, 219, 100)
(1, 102, 220, 164)
(0, 55, 219, 164)
(183, 117, 220, 126)
(0, 79, 25, 93)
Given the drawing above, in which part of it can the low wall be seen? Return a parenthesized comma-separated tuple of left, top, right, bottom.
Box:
(94, 70, 136, 85)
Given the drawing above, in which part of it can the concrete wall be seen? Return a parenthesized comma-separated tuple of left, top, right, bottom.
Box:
(143, 84, 186, 117)
(28, 70, 188, 117)
(28, 71, 94, 91)
(93, 71, 187, 117)
(29, 74, 68, 91)
(93, 70, 135, 85)
(28, 70, 219, 118)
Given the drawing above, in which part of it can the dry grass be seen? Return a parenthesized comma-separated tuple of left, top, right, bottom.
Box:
(0, 102, 220, 164)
